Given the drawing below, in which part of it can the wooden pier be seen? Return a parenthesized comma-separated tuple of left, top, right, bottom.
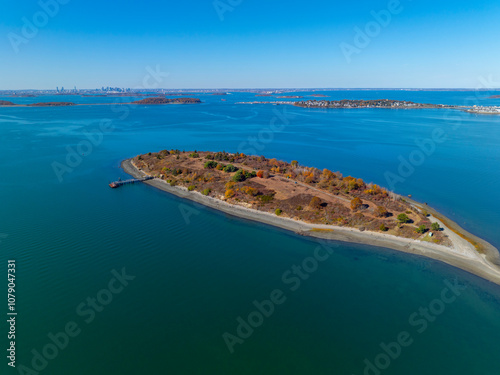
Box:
(109, 176, 153, 188)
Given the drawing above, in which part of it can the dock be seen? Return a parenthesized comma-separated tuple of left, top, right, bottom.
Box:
(109, 176, 153, 188)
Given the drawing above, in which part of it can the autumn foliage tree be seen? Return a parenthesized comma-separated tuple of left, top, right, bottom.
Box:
(350, 197, 363, 211)
(309, 196, 322, 210)
(375, 206, 389, 217)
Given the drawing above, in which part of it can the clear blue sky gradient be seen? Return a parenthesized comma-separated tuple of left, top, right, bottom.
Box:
(1, 0, 499, 89)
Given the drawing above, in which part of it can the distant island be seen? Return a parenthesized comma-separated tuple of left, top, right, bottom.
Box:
(237, 98, 500, 115)
(0, 100, 16, 106)
(121, 150, 500, 285)
(0, 97, 202, 108)
(130, 97, 202, 105)
(490, 95, 500, 99)
(0, 101, 76, 107)
(237, 99, 456, 109)
(28, 102, 76, 107)
(294, 99, 454, 109)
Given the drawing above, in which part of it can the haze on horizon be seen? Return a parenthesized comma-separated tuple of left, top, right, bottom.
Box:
(1, 0, 499, 90)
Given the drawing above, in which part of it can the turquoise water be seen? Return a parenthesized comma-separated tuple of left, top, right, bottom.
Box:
(1, 91, 500, 374)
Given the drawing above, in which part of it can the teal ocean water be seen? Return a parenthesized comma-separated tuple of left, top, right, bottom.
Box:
(1, 91, 500, 374)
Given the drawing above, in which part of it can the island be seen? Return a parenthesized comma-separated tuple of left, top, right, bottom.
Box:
(294, 99, 454, 109)
(465, 106, 500, 115)
(130, 97, 202, 105)
(27, 102, 76, 107)
(0, 100, 16, 106)
(237, 99, 458, 109)
(121, 150, 500, 285)
(0, 97, 203, 107)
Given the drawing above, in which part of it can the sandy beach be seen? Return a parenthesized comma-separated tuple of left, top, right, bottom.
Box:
(122, 158, 500, 286)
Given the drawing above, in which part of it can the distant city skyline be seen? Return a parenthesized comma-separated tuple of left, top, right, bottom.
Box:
(1, 0, 500, 90)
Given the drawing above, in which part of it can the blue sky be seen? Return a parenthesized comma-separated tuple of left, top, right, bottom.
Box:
(1, 0, 499, 89)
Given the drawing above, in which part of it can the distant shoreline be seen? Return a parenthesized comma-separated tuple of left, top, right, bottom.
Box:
(121, 158, 500, 286)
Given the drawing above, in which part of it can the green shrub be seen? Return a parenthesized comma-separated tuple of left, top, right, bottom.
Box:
(204, 161, 218, 169)
(202, 188, 211, 196)
(232, 170, 247, 182)
(232, 169, 256, 182)
(259, 194, 275, 203)
(415, 225, 427, 234)
(380, 224, 388, 232)
(397, 213, 410, 223)
(431, 222, 440, 231)
(275, 209, 282, 216)
(189, 152, 199, 158)
(223, 164, 238, 173)
(188, 185, 196, 191)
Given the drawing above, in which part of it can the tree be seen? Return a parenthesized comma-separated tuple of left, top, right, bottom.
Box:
(415, 225, 427, 234)
(242, 186, 258, 196)
(350, 197, 363, 211)
(309, 196, 322, 209)
(275, 209, 282, 216)
(431, 222, 440, 231)
(256, 170, 264, 178)
(375, 206, 389, 217)
(225, 189, 235, 199)
(204, 161, 218, 169)
(379, 224, 388, 232)
(232, 170, 246, 182)
(232, 170, 256, 182)
(397, 213, 410, 223)
(223, 164, 238, 173)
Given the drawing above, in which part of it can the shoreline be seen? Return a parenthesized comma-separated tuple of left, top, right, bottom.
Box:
(121, 158, 500, 286)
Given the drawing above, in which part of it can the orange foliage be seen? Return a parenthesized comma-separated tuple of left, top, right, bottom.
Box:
(242, 186, 259, 196)
(375, 206, 389, 217)
(351, 197, 363, 211)
(309, 196, 322, 209)
(256, 170, 264, 178)
(225, 189, 235, 199)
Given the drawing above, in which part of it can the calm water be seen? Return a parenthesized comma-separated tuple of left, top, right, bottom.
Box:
(1, 91, 500, 374)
